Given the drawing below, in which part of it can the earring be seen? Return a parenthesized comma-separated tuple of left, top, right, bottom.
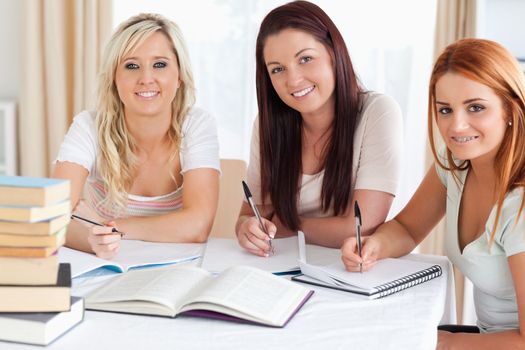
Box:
(508, 121, 513, 126)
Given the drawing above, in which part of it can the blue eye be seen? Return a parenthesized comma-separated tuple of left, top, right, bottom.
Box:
(125, 63, 139, 70)
(438, 107, 452, 115)
(300, 56, 312, 64)
(153, 61, 167, 68)
(270, 66, 283, 75)
(468, 104, 485, 112)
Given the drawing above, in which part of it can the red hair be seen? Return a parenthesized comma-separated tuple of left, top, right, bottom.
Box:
(428, 38, 525, 244)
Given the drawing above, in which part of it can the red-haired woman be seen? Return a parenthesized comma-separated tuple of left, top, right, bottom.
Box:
(342, 38, 525, 349)
(236, 1, 403, 256)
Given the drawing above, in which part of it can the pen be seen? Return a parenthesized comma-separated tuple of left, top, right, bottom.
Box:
(70, 214, 124, 237)
(242, 181, 274, 255)
(354, 201, 362, 273)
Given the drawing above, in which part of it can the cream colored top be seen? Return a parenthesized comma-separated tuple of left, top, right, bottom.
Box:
(437, 160, 525, 333)
(246, 91, 403, 217)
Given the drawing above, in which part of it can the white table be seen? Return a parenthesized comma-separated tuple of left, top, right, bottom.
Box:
(3, 252, 455, 350)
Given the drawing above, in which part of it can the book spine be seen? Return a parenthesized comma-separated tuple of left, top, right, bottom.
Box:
(374, 265, 443, 299)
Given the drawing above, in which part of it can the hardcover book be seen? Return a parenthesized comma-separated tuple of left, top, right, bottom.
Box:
(0, 176, 70, 207)
(0, 200, 70, 223)
(0, 227, 66, 247)
(0, 263, 71, 312)
(0, 255, 59, 285)
(0, 214, 70, 236)
(0, 245, 60, 258)
(0, 297, 83, 346)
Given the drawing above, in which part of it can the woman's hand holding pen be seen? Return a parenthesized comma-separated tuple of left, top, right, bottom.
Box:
(87, 221, 121, 259)
(341, 235, 380, 272)
(74, 200, 122, 259)
(237, 216, 276, 257)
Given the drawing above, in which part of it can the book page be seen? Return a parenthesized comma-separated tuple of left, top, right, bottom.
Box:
(59, 246, 122, 277)
(183, 266, 309, 324)
(110, 240, 203, 270)
(59, 240, 203, 277)
(201, 237, 300, 273)
(86, 266, 211, 312)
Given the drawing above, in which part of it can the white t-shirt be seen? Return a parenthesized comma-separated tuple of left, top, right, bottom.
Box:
(246, 91, 403, 217)
(436, 160, 525, 333)
(55, 106, 220, 218)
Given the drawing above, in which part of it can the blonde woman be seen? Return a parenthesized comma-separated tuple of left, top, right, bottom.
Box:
(53, 14, 220, 258)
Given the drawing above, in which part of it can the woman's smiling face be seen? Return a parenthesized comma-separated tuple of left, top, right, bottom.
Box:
(115, 31, 181, 119)
(263, 28, 336, 119)
(435, 72, 508, 164)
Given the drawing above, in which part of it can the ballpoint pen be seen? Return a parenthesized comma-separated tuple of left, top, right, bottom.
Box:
(242, 181, 274, 255)
(70, 214, 124, 237)
(354, 201, 362, 273)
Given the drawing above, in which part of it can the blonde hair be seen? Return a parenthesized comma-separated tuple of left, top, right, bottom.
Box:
(96, 13, 195, 213)
(428, 38, 525, 244)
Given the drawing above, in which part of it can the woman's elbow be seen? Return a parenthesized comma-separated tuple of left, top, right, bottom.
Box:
(190, 216, 214, 243)
(361, 221, 383, 237)
(517, 330, 525, 350)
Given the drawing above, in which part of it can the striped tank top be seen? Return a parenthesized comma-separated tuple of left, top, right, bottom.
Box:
(86, 178, 183, 220)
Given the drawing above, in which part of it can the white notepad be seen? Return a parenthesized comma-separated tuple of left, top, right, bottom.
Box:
(201, 237, 300, 274)
(294, 231, 442, 299)
(201, 237, 341, 274)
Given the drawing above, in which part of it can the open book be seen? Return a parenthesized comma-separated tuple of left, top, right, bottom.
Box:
(293, 231, 442, 299)
(85, 265, 313, 327)
(59, 240, 203, 278)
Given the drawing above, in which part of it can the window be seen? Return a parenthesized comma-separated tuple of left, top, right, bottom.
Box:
(0, 101, 17, 175)
(477, 0, 525, 74)
(113, 0, 437, 215)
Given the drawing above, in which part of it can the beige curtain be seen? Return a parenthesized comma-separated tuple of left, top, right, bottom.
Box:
(19, 0, 112, 177)
(419, 0, 477, 324)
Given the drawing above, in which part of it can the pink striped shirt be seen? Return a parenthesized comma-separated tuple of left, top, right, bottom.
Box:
(86, 178, 183, 220)
(55, 107, 220, 220)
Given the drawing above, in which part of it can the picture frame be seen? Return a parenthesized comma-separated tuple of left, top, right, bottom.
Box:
(0, 100, 17, 175)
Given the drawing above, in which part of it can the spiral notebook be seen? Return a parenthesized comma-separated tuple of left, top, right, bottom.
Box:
(292, 231, 442, 299)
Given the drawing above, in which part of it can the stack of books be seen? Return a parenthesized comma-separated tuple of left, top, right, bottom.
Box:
(0, 175, 84, 346)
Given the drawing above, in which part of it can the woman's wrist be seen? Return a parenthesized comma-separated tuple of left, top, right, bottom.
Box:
(235, 215, 250, 238)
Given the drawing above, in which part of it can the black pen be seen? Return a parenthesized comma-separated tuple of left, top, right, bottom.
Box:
(242, 181, 273, 255)
(354, 201, 362, 273)
(70, 214, 124, 237)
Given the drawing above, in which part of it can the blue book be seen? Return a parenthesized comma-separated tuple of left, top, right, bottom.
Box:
(0, 175, 70, 207)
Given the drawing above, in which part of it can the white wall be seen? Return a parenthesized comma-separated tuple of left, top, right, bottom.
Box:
(0, 0, 21, 100)
(478, 0, 525, 58)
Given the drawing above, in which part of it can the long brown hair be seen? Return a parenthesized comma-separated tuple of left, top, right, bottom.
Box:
(428, 38, 525, 243)
(255, 1, 363, 230)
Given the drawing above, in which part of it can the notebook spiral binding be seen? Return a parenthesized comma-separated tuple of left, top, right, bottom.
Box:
(374, 265, 442, 299)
